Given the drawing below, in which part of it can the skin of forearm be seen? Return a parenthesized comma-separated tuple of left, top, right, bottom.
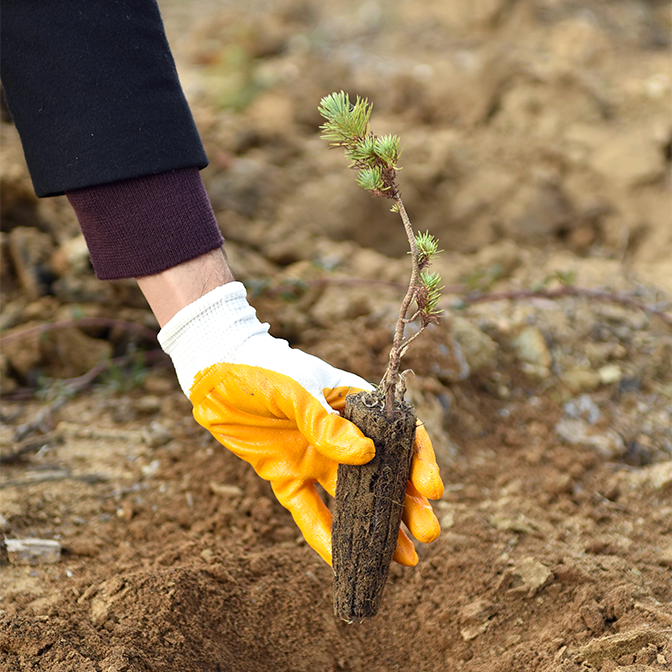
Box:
(135, 247, 235, 327)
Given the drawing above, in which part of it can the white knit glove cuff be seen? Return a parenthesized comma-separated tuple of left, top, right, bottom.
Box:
(157, 282, 269, 395)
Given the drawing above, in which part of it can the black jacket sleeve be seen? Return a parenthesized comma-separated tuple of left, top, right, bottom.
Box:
(0, 0, 208, 197)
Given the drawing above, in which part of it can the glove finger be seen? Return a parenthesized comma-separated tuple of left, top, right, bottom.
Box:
(296, 397, 375, 466)
(271, 480, 333, 566)
(317, 468, 338, 498)
(410, 424, 444, 500)
(392, 527, 418, 566)
(323, 386, 367, 413)
(402, 481, 441, 544)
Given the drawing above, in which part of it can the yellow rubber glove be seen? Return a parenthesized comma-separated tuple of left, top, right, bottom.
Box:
(158, 282, 444, 566)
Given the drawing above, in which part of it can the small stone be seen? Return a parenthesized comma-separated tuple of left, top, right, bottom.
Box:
(5, 538, 61, 565)
(140, 459, 160, 478)
(77, 584, 98, 604)
(143, 375, 176, 395)
(116, 500, 134, 522)
(509, 326, 551, 369)
(555, 418, 626, 459)
(42, 327, 113, 378)
(641, 462, 672, 491)
(209, 482, 243, 497)
(440, 511, 455, 529)
(142, 422, 173, 448)
(474, 240, 523, 279)
(520, 363, 551, 379)
(461, 622, 489, 641)
(89, 596, 110, 627)
(51, 234, 90, 275)
(133, 395, 162, 414)
(489, 516, 536, 535)
(657, 547, 672, 568)
(549, 17, 608, 64)
(590, 131, 666, 187)
(598, 364, 622, 385)
(511, 557, 553, 597)
(560, 369, 601, 393)
(51, 275, 113, 304)
(451, 317, 498, 373)
(2, 321, 42, 378)
(564, 394, 601, 425)
(459, 598, 497, 625)
(8, 226, 55, 300)
(310, 283, 377, 327)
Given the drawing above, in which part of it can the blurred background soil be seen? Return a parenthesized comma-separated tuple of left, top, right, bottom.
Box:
(1, 0, 671, 670)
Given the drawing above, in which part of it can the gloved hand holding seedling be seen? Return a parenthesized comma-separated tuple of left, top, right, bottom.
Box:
(319, 91, 445, 621)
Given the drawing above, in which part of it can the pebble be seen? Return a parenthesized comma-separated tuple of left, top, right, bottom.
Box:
(555, 418, 626, 459)
(511, 557, 554, 598)
(133, 395, 162, 414)
(50, 234, 91, 275)
(627, 461, 672, 491)
(142, 422, 173, 448)
(590, 131, 666, 187)
(598, 364, 623, 385)
(7, 226, 54, 300)
(509, 325, 551, 369)
(451, 317, 498, 373)
(461, 622, 489, 641)
(5, 538, 61, 565)
(563, 394, 601, 425)
(209, 482, 244, 497)
(440, 511, 455, 529)
(459, 598, 498, 625)
(560, 369, 601, 394)
(139, 459, 160, 478)
(143, 375, 177, 395)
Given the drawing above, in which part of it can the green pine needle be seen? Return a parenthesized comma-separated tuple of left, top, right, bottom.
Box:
(419, 270, 444, 315)
(347, 134, 378, 166)
(318, 91, 401, 197)
(415, 231, 443, 264)
(374, 135, 400, 166)
(356, 166, 386, 192)
(318, 91, 372, 146)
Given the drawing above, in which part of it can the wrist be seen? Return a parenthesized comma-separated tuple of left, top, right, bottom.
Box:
(136, 248, 235, 327)
(157, 281, 269, 395)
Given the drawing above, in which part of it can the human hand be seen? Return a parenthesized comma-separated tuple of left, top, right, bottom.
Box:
(158, 282, 444, 565)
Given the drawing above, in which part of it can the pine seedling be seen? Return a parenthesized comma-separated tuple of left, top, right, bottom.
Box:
(319, 91, 443, 416)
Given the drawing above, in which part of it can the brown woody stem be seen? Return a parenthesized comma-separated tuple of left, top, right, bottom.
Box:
(382, 196, 419, 417)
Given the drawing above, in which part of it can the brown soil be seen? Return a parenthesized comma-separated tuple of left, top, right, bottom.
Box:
(1, 1, 671, 671)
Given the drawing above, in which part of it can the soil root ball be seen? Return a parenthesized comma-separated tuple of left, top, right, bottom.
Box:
(332, 391, 416, 622)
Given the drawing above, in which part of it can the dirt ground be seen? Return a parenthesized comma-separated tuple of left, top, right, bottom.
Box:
(1, 1, 671, 670)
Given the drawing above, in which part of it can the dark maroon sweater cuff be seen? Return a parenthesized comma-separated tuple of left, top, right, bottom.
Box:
(67, 167, 224, 280)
